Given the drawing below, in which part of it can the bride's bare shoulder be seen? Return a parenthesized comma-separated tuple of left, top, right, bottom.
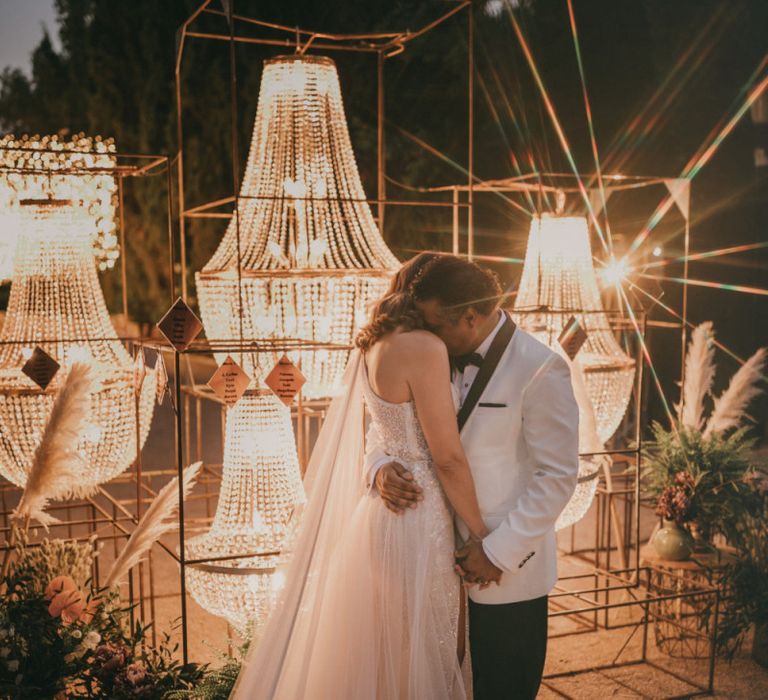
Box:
(393, 329, 448, 361)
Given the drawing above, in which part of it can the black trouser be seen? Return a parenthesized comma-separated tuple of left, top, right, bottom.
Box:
(469, 595, 548, 700)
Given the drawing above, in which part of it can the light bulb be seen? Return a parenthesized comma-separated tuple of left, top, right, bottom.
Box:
(600, 256, 631, 286)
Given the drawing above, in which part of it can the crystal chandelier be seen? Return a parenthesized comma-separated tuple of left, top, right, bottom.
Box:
(0, 133, 120, 282)
(0, 210, 16, 284)
(555, 356, 609, 531)
(0, 200, 156, 487)
(196, 55, 399, 399)
(513, 214, 635, 442)
(514, 215, 635, 529)
(185, 391, 305, 634)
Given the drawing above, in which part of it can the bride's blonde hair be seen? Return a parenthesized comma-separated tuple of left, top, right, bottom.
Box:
(355, 253, 437, 352)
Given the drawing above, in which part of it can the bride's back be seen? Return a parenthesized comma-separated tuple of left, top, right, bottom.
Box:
(364, 328, 440, 404)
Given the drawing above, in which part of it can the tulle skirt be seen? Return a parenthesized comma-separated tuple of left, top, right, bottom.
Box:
(263, 463, 465, 699)
(231, 355, 465, 700)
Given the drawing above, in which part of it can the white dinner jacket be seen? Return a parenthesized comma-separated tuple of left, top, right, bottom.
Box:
(363, 322, 580, 605)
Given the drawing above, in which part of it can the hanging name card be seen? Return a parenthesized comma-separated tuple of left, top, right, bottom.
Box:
(21, 346, 60, 390)
(208, 355, 251, 408)
(558, 316, 588, 360)
(265, 355, 306, 406)
(157, 297, 203, 352)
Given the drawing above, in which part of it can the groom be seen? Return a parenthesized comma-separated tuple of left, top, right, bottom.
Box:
(365, 255, 579, 700)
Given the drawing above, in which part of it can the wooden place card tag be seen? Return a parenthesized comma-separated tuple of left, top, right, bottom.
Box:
(21, 346, 60, 390)
(558, 316, 588, 360)
(157, 297, 203, 352)
(265, 355, 306, 406)
(208, 355, 251, 408)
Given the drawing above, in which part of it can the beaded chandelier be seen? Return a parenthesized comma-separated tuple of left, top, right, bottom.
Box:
(0, 200, 156, 488)
(0, 134, 120, 282)
(514, 214, 635, 529)
(185, 392, 306, 634)
(513, 214, 635, 442)
(196, 55, 399, 398)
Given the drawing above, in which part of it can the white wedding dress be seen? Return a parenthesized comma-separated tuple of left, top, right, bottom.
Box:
(232, 352, 465, 699)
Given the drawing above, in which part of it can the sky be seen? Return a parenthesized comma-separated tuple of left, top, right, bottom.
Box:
(0, 0, 58, 74)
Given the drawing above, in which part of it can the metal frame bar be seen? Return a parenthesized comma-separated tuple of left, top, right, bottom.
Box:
(542, 567, 719, 698)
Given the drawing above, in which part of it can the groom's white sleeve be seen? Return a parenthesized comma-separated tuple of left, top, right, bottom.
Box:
(363, 418, 392, 492)
(482, 354, 579, 573)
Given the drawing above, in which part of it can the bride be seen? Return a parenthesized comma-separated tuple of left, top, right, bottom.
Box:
(232, 254, 493, 699)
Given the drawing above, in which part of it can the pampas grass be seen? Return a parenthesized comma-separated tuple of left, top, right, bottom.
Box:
(13, 362, 95, 528)
(678, 322, 716, 431)
(105, 461, 202, 590)
(673, 321, 766, 437)
(704, 347, 767, 437)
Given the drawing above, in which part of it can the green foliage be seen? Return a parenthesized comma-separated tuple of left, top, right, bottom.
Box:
(0, 531, 210, 699)
(641, 422, 763, 542)
(642, 419, 768, 659)
(0, 576, 87, 698)
(0, 534, 101, 698)
(165, 644, 248, 700)
(10, 530, 94, 595)
(77, 624, 204, 700)
(716, 510, 768, 659)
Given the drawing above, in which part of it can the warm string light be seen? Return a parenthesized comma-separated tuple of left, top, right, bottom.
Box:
(0, 201, 155, 488)
(185, 393, 305, 634)
(197, 55, 398, 398)
(0, 133, 119, 280)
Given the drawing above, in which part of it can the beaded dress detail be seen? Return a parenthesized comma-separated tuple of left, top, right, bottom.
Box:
(358, 366, 464, 698)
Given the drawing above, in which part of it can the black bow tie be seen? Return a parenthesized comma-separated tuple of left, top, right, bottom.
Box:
(453, 352, 484, 372)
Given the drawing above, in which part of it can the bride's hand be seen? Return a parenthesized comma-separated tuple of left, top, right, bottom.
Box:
(454, 539, 503, 589)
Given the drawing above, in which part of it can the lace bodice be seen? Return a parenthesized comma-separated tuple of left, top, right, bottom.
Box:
(362, 364, 431, 464)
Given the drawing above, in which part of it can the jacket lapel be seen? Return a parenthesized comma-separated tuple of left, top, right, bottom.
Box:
(457, 311, 516, 432)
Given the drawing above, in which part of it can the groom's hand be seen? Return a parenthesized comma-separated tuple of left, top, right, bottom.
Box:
(455, 540, 502, 589)
(375, 462, 423, 514)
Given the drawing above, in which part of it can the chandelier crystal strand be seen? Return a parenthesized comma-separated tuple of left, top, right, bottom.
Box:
(197, 55, 399, 398)
(513, 214, 635, 529)
(0, 133, 120, 281)
(513, 214, 635, 442)
(555, 355, 608, 530)
(185, 392, 306, 634)
(188, 55, 399, 633)
(0, 201, 155, 487)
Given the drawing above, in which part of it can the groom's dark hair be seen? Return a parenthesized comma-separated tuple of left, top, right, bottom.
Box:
(411, 255, 503, 320)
